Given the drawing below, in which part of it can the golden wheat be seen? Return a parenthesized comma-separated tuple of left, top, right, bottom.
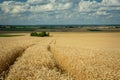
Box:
(50, 32, 120, 80)
(6, 44, 73, 80)
(50, 46, 120, 80)
(0, 32, 120, 80)
(0, 35, 52, 74)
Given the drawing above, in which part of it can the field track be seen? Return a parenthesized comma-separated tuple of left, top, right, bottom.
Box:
(0, 32, 120, 80)
(0, 36, 73, 80)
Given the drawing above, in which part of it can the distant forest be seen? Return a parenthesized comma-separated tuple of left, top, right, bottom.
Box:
(0, 25, 120, 32)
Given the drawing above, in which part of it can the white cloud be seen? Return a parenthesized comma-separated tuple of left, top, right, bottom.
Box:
(99, 0, 120, 11)
(78, 0, 120, 17)
(99, 6, 120, 11)
(0, 0, 120, 25)
(79, 0, 100, 12)
(0, 1, 29, 14)
(96, 11, 109, 15)
(102, 0, 120, 6)
(29, 3, 54, 12)
(0, 0, 74, 14)
(0, 0, 119, 14)
(11, 6, 24, 13)
(56, 2, 73, 10)
(27, 0, 50, 4)
(0, 1, 14, 13)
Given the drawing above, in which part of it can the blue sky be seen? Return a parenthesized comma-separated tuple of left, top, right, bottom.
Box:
(0, 0, 120, 25)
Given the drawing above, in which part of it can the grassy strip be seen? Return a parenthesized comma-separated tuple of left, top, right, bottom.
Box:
(0, 34, 24, 37)
(88, 29, 102, 31)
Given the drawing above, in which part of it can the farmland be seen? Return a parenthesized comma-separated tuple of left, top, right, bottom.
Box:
(0, 32, 120, 80)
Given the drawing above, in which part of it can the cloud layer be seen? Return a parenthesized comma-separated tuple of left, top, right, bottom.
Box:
(0, 0, 120, 25)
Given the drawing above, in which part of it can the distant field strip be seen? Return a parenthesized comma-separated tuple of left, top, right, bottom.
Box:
(0, 34, 24, 37)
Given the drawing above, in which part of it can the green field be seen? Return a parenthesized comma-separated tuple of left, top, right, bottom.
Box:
(0, 34, 24, 37)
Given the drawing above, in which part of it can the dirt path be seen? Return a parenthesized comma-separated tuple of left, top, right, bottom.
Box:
(4, 39, 73, 80)
(0, 44, 36, 80)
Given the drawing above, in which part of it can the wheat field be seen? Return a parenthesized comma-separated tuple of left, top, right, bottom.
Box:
(0, 32, 120, 80)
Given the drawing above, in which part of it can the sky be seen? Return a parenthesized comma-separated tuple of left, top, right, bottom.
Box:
(0, 0, 120, 25)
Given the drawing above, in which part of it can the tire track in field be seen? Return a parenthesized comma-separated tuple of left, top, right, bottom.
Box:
(5, 42, 74, 80)
(2, 39, 73, 80)
(0, 44, 36, 80)
(48, 39, 70, 74)
(47, 46, 65, 74)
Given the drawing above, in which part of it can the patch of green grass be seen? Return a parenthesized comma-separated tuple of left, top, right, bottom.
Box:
(0, 34, 24, 37)
(88, 29, 102, 31)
